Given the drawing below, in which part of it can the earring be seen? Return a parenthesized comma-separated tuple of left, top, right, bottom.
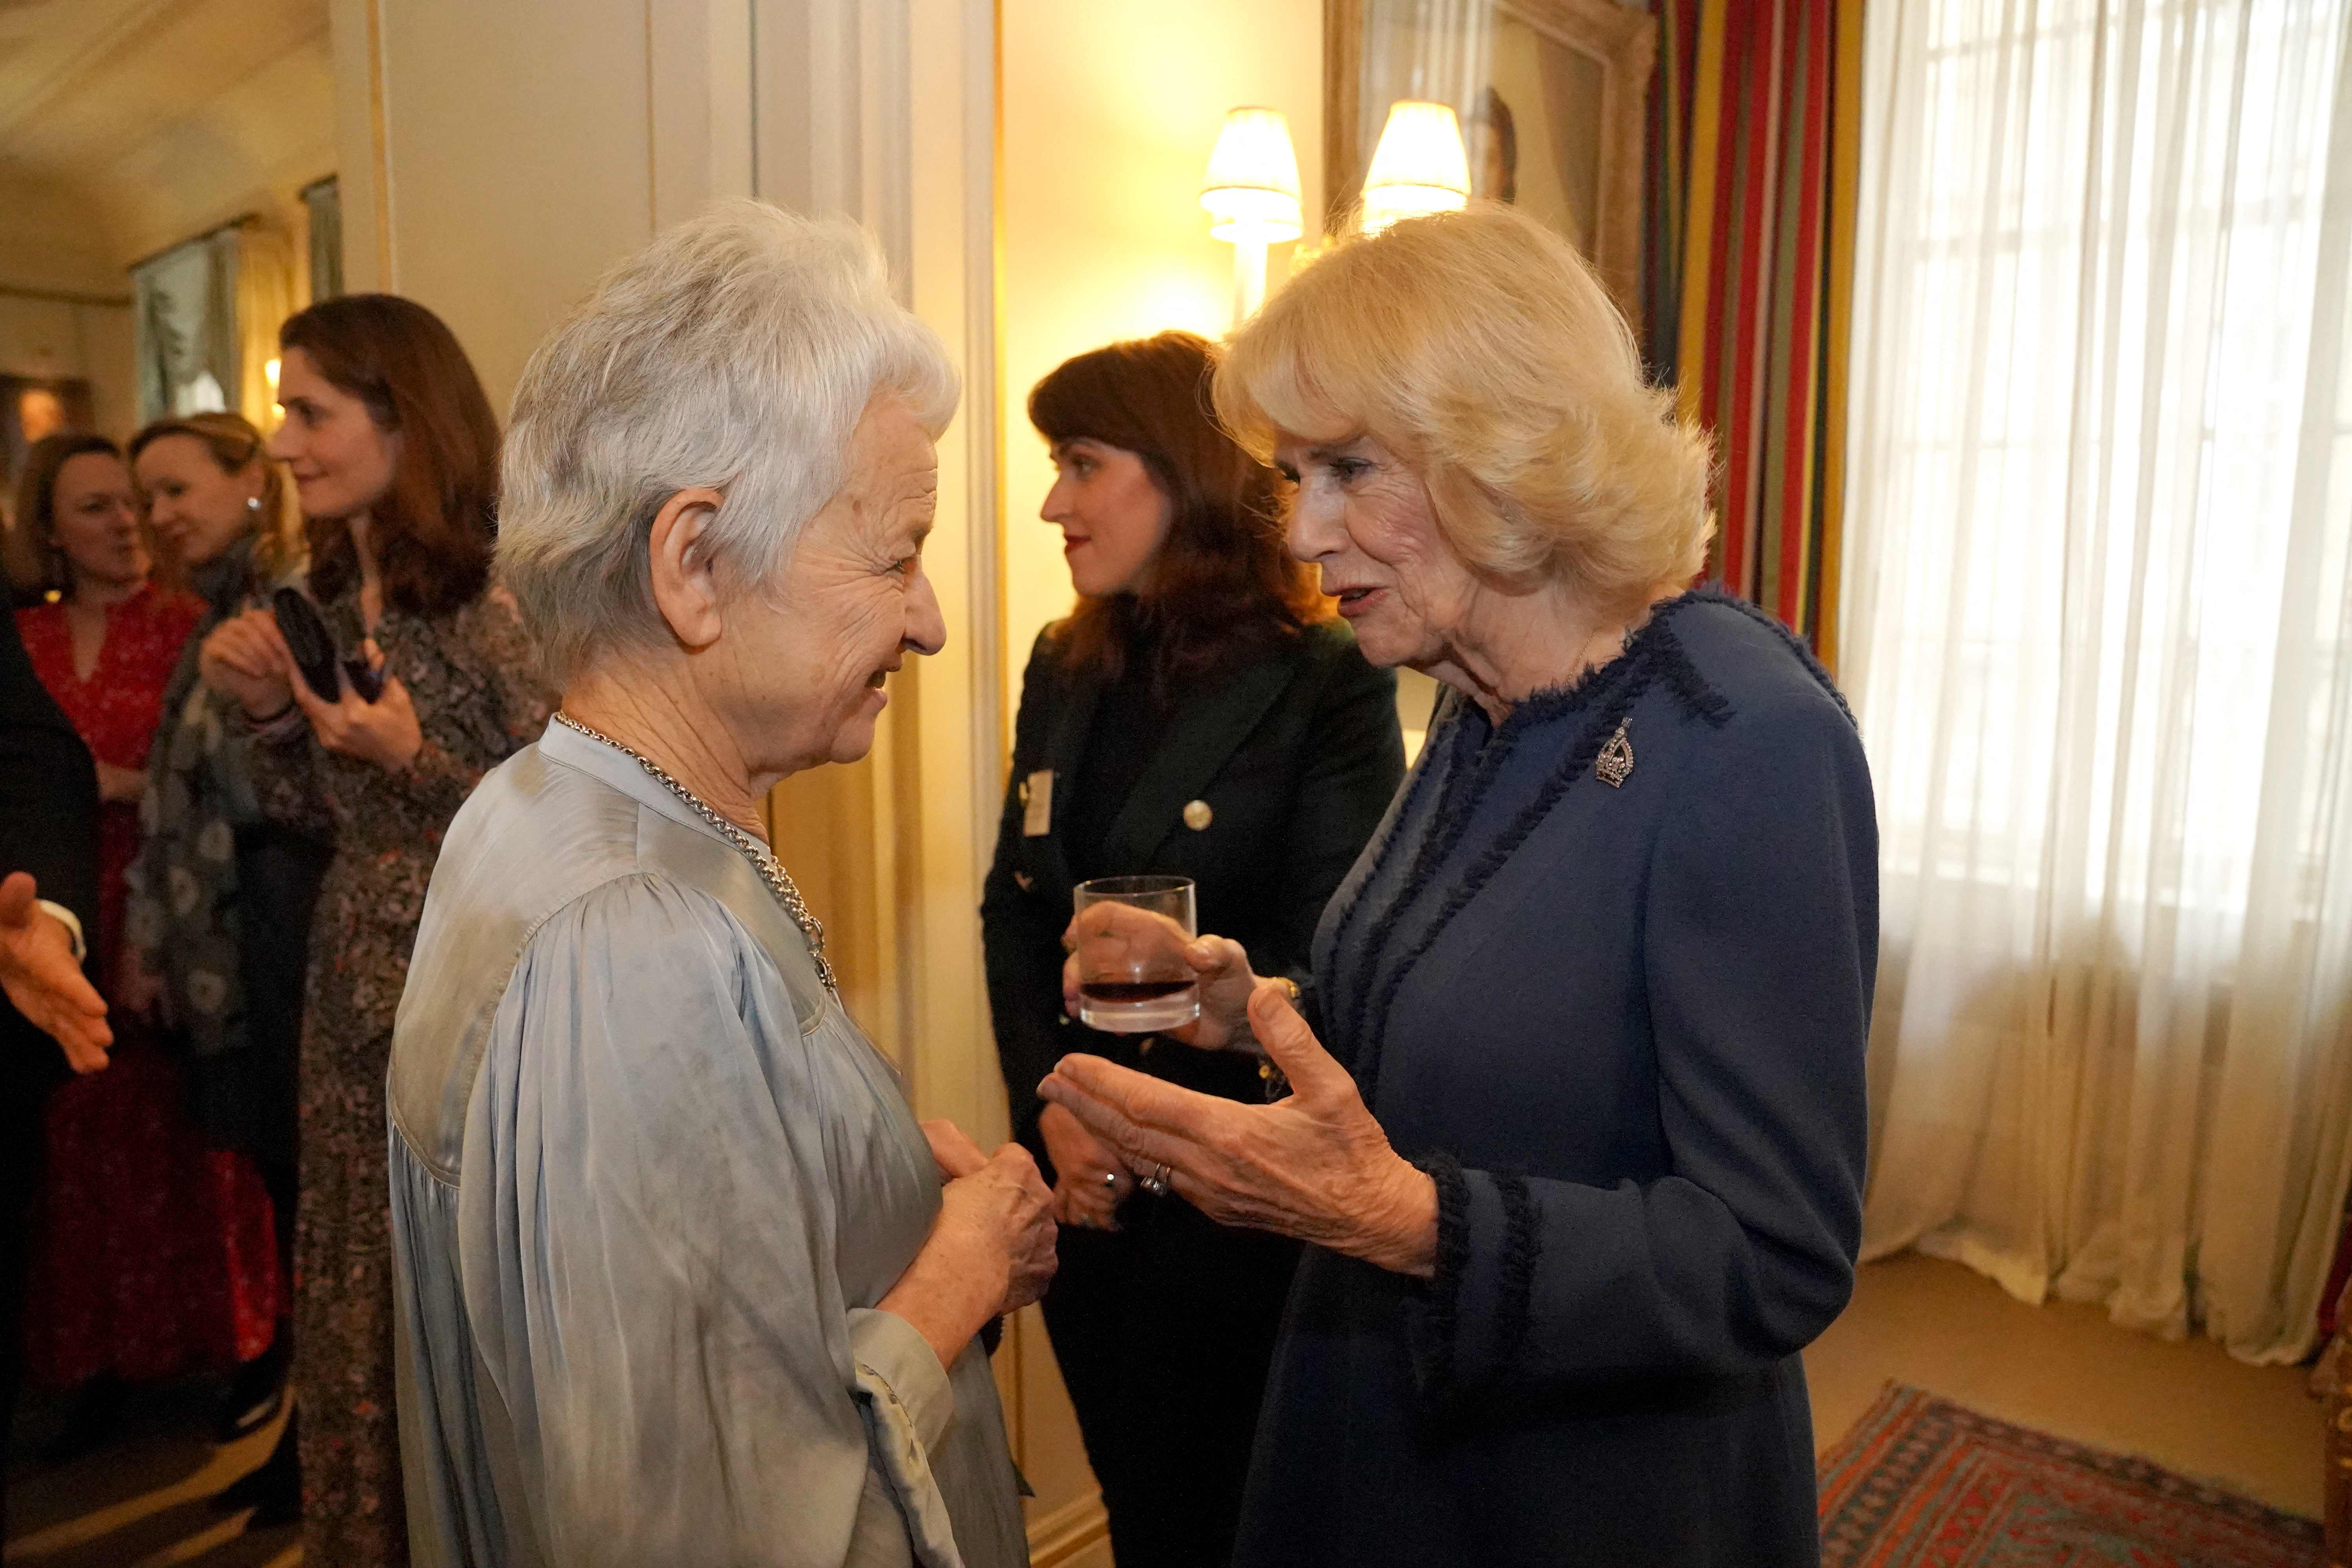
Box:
(245, 496, 263, 515)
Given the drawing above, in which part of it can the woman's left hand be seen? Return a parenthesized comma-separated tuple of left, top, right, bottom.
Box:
(1039, 981, 1438, 1277)
(289, 637, 424, 774)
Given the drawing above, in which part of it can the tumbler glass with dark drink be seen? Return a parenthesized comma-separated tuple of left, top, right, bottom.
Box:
(1073, 875, 1200, 1033)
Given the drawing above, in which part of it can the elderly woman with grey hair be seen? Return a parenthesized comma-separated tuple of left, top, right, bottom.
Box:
(387, 203, 1051, 1568)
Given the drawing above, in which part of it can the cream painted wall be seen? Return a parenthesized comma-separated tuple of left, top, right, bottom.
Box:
(347, 0, 656, 412)
(0, 294, 136, 440)
(0, 180, 118, 296)
(997, 0, 1326, 727)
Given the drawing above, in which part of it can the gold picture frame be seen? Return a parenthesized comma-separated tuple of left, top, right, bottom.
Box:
(1324, 0, 1655, 330)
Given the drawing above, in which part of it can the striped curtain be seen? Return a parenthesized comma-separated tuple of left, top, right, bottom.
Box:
(1643, 0, 1863, 671)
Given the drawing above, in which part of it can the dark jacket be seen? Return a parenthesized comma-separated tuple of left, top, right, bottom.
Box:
(0, 608, 98, 1543)
(1234, 593, 1876, 1568)
(984, 618, 1405, 1150)
(0, 604, 96, 1102)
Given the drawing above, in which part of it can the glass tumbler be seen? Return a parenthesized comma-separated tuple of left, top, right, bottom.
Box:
(1072, 875, 1200, 1033)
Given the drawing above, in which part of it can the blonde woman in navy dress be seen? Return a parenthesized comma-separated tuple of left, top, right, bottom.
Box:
(1044, 204, 1876, 1567)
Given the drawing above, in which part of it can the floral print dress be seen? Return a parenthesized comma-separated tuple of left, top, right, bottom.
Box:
(245, 586, 550, 1566)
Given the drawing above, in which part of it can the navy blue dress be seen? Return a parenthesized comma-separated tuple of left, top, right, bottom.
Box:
(1233, 592, 1876, 1568)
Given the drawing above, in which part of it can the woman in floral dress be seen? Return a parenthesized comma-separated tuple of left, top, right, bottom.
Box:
(199, 296, 549, 1565)
(4, 434, 279, 1452)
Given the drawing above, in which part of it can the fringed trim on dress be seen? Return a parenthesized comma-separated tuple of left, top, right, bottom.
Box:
(1408, 1148, 1472, 1406)
(1324, 714, 1466, 1060)
(1337, 711, 1521, 1056)
(1494, 1171, 1539, 1375)
(1687, 586, 1856, 726)
(1345, 592, 1739, 1100)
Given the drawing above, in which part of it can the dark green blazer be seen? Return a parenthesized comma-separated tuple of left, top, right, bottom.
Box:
(984, 619, 1406, 1152)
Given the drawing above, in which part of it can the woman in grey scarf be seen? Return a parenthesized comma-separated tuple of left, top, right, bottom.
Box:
(123, 413, 324, 1483)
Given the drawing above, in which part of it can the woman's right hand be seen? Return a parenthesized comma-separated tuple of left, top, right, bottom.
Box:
(1060, 903, 1260, 1051)
(1038, 1100, 1130, 1229)
(880, 1122, 1057, 1370)
(198, 607, 294, 720)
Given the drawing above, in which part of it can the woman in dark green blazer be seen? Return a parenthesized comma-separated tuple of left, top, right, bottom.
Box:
(984, 332, 1404, 1568)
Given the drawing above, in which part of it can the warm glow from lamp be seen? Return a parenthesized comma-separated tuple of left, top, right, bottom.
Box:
(1202, 107, 1302, 323)
(1361, 100, 1470, 232)
(1201, 107, 1303, 243)
(265, 357, 281, 391)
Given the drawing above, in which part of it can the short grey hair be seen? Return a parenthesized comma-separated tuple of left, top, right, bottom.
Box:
(498, 200, 959, 684)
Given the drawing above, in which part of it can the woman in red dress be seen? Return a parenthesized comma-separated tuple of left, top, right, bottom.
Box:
(3, 434, 279, 1457)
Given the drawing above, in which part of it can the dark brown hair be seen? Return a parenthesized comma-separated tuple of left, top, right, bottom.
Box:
(1029, 331, 1325, 688)
(280, 294, 500, 617)
(129, 412, 304, 584)
(5, 432, 123, 599)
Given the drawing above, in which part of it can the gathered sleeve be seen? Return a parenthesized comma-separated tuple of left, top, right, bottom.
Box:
(461, 874, 958, 1566)
(1401, 693, 1876, 1408)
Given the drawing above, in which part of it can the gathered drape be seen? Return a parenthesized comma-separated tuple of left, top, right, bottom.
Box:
(1844, 0, 2352, 1363)
(233, 223, 298, 438)
(131, 219, 299, 432)
(132, 230, 240, 426)
(1648, 0, 1864, 665)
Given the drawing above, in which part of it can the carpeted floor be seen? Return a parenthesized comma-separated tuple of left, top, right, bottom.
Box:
(1818, 1383, 2325, 1568)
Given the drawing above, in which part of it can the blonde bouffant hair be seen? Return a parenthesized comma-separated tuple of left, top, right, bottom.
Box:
(1212, 202, 1713, 615)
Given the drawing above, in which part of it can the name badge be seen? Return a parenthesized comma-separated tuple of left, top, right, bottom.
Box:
(1022, 769, 1054, 837)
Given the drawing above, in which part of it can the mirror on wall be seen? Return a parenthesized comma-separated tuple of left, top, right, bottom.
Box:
(1325, 0, 1654, 329)
(0, 0, 336, 505)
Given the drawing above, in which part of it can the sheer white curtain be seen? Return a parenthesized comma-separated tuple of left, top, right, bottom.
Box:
(1844, 0, 2352, 1363)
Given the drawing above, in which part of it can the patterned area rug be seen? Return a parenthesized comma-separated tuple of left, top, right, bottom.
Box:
(1817, 1384, 2325, 1567)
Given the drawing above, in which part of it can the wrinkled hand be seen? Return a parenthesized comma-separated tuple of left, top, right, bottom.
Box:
(289, 639, 423, 774)
(949, 1143, 1059, 1316)
(0, 874, 110, 1073)
(1038, 1100, 1129, 1229)
(922, 1117, 990, 1180)
(198, 607, 294, 719)
(881, 1131, 1057, 1370)
(1040, 980, 1436, 1276)
(1060, 902, 1259, 1050)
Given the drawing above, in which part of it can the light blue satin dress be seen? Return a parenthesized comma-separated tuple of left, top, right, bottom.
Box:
(387, 720, 1028, 1567)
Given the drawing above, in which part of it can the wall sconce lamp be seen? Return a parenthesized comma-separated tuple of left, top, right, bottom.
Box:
(1201, 107, 1303, 324)
(1361, 100, 1471, 233)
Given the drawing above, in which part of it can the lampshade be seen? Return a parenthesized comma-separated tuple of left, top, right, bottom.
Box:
(1201, 107, 1303, 244)
(1361, 100, 1470, 232)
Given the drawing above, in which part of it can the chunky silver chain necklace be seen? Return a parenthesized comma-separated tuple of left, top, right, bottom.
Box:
(552, 711, 837, 997)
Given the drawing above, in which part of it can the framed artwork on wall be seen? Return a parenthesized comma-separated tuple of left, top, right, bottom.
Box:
(2, 376, 96, 493)
(1325, 0, 1655, 330)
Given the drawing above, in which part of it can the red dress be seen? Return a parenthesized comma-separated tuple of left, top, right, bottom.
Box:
(16, 585, 281, 1386)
